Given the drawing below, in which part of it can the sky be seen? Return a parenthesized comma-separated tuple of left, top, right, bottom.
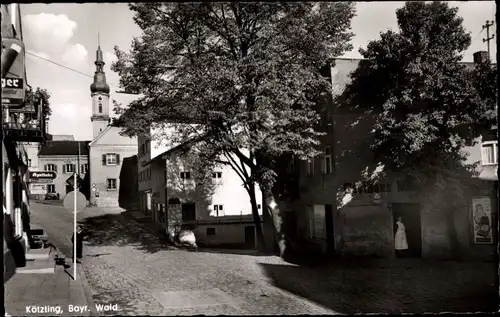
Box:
(20, 2, 497, 141)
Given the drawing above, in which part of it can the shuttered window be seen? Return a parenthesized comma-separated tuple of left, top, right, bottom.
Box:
(44, 164, 57, 172)
(102, 153, 120, 166)
(106, 178, 117, 190)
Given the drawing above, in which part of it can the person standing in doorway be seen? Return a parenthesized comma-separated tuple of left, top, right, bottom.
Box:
(395, 216, 409, 257)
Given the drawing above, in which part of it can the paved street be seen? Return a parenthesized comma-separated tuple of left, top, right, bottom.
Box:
(30, 202, 334, 315)
(31, 201, 498, 315)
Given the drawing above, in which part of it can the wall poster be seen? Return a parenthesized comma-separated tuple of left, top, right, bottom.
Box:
(472, 197, 493, 244)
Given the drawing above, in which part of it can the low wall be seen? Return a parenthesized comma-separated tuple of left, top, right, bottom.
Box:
(339, 204, 393, 257)
(194, 222, 257, 248)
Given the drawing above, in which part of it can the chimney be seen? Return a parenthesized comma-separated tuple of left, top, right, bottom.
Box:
(473, 51, 489, 64)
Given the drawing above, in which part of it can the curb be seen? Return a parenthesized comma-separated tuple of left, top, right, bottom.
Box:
(77, 261, 98, 316)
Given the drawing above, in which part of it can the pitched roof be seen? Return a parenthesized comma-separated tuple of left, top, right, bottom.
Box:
(38, 140, 91, 156)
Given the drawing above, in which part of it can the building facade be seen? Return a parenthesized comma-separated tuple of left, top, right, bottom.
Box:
(35, 140, 90, 199)
(141, 138, 264, 248)
(2, 3, 47, 283)
(281, 55, 497, 260)
(87, 44, 138, 208)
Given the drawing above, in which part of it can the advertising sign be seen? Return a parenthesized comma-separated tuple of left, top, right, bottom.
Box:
(29, 171, 57, 181)
(29, 183, 47, 195)
(472, 197, 493, 244)
(1, 38, 26, 108)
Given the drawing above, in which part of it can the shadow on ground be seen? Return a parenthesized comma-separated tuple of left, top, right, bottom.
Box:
(195, 246, 269, 257)
(259, 258, 498, 314)
(79, 212, 177, 254)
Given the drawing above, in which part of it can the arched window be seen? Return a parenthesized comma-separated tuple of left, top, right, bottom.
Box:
(98, 103, 102, 113)
(168, 197, 181, 205)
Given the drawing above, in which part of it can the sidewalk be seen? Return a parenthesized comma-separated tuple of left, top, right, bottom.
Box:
(5, 244, 97, 316)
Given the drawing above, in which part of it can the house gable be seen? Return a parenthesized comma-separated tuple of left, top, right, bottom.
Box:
(89, 126, 137, 147)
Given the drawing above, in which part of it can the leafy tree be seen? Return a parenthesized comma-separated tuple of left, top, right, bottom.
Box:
(25, 86, 52, 121)
(338, 1, 497, 256)
(112, 2, 356, 254)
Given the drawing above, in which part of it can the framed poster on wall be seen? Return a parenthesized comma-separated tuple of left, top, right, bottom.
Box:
(472, 197, 493, 244)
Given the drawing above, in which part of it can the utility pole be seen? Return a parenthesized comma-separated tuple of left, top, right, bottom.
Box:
(482, 20, 495, 61)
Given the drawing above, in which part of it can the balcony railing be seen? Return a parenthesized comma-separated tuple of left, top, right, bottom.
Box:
(3, 111, 46, 143)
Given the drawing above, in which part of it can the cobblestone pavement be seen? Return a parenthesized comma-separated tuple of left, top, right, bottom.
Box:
(31, 203, 335, 315)
(31, 202, 498, 315)
(81, 210, 334, 315)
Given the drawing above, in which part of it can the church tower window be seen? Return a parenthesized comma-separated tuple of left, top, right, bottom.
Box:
(99, 103, 102, 113)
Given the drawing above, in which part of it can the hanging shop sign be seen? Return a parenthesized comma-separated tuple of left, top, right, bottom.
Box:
(2, 38, 26, 109)
(29, 171, 57, 181)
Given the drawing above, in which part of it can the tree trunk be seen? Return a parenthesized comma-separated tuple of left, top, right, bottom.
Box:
(262, 189, 286, 258)
(248, 183, 266, 252)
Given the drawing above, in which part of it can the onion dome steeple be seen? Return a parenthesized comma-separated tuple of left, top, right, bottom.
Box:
(90, 33, 110, 95)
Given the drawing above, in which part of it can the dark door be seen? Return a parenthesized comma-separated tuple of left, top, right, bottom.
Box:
(245, 226, 256, 249)
(325, 204, 335, 254)
(181, 203, 196, 222)
(392, 203, 422, 257)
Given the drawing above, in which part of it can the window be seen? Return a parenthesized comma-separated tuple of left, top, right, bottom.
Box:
(482, 142, 498, 165)
(158, 204, 166, 223)
(64, 164, 75, 174)
(289, 155, 295, 173)
(44, 164, 57, 172)
(180, 172, 191, 180)
(323, 146, 332, 174)
(28, 159, 32, 167)
(257, 204, 261, 209)
(81, 164, 89, 174)
(306, 158, 314, 177)
(207, 228, 216, 236)
(98, 96, 102, 101)
(106, 178, 117, 190)
(103, 153, 120, 166)
(214, 204, 224, 217)
(47, 184, 56, 193)
(98, 104, 102, 113)
(212, 172, 222, 184)
(379, 183, 391, 193)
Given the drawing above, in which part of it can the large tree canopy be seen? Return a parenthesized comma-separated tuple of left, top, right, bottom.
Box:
(113, 2, 356, 253)
(339, 1, 497, 187)
(337, 1, 497, 257)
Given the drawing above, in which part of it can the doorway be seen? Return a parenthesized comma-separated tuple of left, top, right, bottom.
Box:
(284, 210, 298, 241)
(392, 203, 422, 257)
(244, 226, 256, 249)
(181, 203, 196, 222)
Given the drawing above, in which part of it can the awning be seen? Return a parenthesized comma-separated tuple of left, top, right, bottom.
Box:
(478, 165, 498, 181)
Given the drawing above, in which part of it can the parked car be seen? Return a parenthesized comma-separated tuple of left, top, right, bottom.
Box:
(44, 193, 58, 200)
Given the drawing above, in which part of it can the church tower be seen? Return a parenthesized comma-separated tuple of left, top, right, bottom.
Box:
(90, 38, 110, 140)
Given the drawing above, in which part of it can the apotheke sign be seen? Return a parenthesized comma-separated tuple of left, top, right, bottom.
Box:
(29, 171, 57, 180)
